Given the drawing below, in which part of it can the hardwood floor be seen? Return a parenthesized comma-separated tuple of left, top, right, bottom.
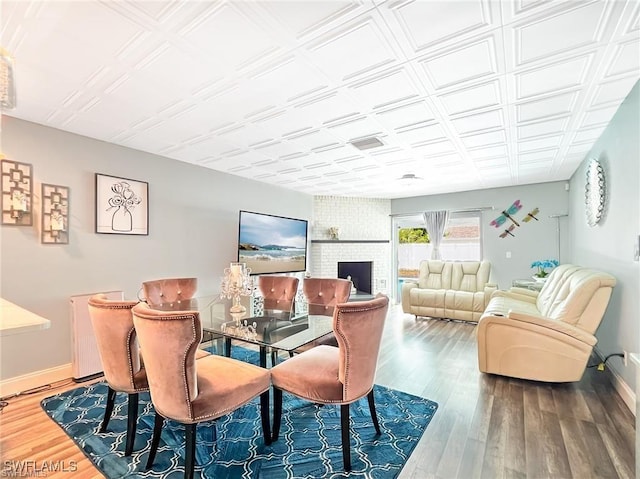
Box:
(0, 304, 634, 478)
(377, 306, 635, 479)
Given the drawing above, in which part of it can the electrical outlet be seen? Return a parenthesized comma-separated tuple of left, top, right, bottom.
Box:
(623, 350, 628, 367)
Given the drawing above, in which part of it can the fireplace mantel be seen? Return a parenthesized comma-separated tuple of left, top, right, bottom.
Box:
(311, 240, 389, 244)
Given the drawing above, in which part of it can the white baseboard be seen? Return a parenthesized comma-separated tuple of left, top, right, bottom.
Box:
(608, 366, 636, 416)
(0, 363, 73, 398)
(593, 347, 636, 415)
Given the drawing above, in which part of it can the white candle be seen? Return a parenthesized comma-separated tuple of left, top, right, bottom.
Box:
(11, 191, 26, 211)
(51, 213, 64, 231)
(230, 264, 242, 287)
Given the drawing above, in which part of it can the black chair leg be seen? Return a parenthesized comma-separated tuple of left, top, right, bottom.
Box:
(185, 423, 197, 479)
(340, 404, 351, 472)
(260, 390, 272, 445)
(125, 393, 139, 456)
(272, 387, 283, 441)
(146, 413, 164, 470)
(271, 350, 278, 367)
(367, 390, 381, 435)
(100, 387, 117, 433)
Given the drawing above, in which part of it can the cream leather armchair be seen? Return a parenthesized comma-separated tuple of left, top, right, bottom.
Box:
(477, 264, 616, 382)
(402, 260, 496, 322)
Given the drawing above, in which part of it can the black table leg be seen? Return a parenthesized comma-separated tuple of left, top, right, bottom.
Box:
(224, 337, 231, 357)
(259, 346, 267, 368)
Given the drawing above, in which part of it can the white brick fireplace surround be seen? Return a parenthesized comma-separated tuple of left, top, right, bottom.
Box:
(309, 196, 391, 296)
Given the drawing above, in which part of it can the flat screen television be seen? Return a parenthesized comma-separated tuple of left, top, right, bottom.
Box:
(237, 210, 308, 275)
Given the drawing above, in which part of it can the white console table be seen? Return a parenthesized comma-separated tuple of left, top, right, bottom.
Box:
(512, 278, 545, 292)
(0, 298, 51, 336)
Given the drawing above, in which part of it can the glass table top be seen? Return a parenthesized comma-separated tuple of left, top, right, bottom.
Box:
(150, 294, 333, 354)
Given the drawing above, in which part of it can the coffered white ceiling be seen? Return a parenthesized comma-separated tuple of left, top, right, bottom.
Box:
(2, 0, 639, 198)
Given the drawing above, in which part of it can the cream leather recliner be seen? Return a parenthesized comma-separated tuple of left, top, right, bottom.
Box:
(477, 264, 616, 382)
(401, 260, 497, 322)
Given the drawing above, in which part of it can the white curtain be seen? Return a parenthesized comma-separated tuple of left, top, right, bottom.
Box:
(423, 210, 449, 260)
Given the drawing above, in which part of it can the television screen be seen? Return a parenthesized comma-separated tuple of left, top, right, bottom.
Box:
(237, 210, 308, 275)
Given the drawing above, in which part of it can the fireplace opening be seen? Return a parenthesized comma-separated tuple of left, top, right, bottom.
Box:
(338, 261, 372, 295)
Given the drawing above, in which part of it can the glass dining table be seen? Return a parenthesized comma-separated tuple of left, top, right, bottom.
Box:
(150, 294, 333, 368)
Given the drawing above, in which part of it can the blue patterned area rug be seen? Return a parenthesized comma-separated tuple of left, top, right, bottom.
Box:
(41, 348, 438, 478)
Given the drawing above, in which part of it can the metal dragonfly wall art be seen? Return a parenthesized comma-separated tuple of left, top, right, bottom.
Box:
(523, 207, 540, 222)
(499, 224, 516, 238)
(491, 200, 522, 228)
(490, 201, 541, 238)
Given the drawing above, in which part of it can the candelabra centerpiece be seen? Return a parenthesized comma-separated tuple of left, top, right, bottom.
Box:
(221, 262, 254, 313)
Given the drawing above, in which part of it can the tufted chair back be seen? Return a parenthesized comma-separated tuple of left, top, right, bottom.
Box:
(141, 277, 198, 306)
(258, 276, 299, 311)
(88, 294, 147, 393)
(303, 277, 352, 315)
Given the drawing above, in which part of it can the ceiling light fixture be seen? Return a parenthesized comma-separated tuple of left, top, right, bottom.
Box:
(0, 47, 16, 110)
(398, 173, 424, 186)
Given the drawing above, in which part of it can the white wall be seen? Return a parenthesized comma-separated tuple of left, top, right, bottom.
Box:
(568, 80, 640, 393)
(391, 182, 570, 289)
(0, 117, 313, 381)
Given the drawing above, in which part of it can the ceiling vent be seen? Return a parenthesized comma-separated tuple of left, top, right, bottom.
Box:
(350, 137, 384, 151)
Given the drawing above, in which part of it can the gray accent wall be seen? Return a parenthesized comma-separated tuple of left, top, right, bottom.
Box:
(568, 80, 640, 392)
(391, 182, 570, 290)
(0, 117, 313, 381)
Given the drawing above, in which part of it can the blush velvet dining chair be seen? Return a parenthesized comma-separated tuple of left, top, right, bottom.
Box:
(270, 294, 390, 471)
(297, 277, 353, 350)
(302, 277, 352, 316)
(87, 294, 149, 457)
(258, 275, 299, 312)
(131, 302, 272, 479)
(267, 278, 353, 362)
(256, 275, 301, 365)
(141, 277, 198, 306)
(141, 277, 210, 359)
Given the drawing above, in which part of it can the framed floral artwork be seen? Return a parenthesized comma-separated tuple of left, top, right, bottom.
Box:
(95, 173, 148, 235)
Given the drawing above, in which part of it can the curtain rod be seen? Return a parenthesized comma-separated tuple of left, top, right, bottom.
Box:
(453, 207, 494, 213)
(391, 206, 494, 217)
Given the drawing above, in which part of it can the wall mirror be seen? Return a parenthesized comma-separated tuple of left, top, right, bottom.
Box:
(585, 158, 605, 227)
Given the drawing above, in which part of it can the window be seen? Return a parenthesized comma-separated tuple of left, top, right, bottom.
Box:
(440, 212, 481, 261)
(395, 212, 482, 273)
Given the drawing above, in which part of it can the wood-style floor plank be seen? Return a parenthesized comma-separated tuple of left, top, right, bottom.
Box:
(384, 307, 635, 479)
(0, 304, 635, 478)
